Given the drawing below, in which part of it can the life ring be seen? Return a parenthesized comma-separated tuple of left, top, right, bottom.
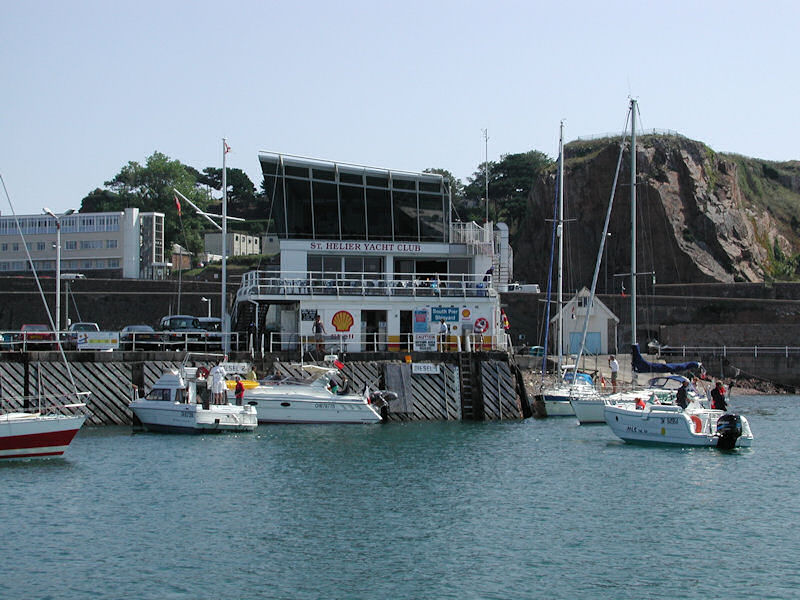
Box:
(690, 414, 703, 433)
(197, 366, 209, 379)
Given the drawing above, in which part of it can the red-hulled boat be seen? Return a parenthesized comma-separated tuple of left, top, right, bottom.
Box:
(0, 394, 88, 459)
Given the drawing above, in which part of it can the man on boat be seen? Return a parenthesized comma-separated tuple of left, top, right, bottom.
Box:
(676, 379, 689, 409)
(608, 355, 619, 393)
(209, 358, 227, 404)
(710, 381, 728, 411)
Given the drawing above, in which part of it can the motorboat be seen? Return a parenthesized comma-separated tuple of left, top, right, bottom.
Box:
(603, 397, 753, 449)
(0, 394, 89, 459)
(129, 365, 257, 434)
(571, 374, 705, 425)
(241, 365, 388, 424)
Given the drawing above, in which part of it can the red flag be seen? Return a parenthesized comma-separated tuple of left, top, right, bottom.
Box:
(174, 195, 181, 216)
(224, 142, 231, 154)
(333, 359, 345, 370)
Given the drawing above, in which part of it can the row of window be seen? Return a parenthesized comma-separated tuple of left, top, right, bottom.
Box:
(0, 258, 121, 271)
(0, 215, 121, 236)
(0, 240, 118, 252)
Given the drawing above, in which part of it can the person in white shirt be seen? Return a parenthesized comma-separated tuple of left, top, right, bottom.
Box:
(608, 355, 619, 393)
(439, 319, 449, 352)
(208, 358, 228, 404)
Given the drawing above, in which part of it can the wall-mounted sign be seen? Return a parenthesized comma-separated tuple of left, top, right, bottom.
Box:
(412, 363, 441, 375)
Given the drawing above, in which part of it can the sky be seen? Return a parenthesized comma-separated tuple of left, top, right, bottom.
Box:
(2, 0, 798, 215)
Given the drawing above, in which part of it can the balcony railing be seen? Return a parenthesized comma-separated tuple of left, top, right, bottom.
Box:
(237, 270, 495, 300)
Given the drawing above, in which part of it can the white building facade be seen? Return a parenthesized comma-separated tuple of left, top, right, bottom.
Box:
(0, 208, 165, 279)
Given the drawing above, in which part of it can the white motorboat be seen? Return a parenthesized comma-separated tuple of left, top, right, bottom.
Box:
(0, 394, 88, 459)
(241, 365, 388, 424)
(572, 374, 704, 425)
(130, 366, 257, 434)
(604, 398, 753, 448)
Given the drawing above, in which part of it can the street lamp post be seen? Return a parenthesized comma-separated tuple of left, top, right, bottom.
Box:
(201, 297, 211, 318)
(43, 208, 75, 336)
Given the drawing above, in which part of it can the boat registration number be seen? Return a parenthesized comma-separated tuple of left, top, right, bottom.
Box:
(314, 402, 335, 409)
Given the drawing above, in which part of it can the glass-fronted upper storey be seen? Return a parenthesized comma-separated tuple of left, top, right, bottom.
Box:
(260, 153, 450, 243)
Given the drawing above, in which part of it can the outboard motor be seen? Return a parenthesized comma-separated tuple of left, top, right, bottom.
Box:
(368, 390, 397, 422)
(716, 413, 743, 450)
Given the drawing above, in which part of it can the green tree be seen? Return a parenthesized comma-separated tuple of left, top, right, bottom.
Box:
(82, 151, 209, 258)
(423, 168, 465, 202)
(196, 167, 257, 212)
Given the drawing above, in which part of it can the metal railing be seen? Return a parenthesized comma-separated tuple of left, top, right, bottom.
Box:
(236, 270, 495, 300)
(660, 345, 800, 358)
(241, 331, 509, 356)
(0, 330, 240, 352)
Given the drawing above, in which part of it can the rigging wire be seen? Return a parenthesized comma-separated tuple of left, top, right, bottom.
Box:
(0, 173, 79, 394)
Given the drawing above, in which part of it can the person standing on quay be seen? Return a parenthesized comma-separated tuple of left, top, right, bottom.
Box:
(313, 314, 326, 353)
(608, 355, 619, 393)
(439, 318, 449, 352)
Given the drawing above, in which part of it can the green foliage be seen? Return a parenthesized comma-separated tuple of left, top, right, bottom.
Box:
(765, 238, 800, 280)
(460, 150, 554, 229)
(82, 151, 210, 257)
(423, 168, 464, 202)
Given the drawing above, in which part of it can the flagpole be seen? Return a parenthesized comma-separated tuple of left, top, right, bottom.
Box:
(222, 137, 229, 354)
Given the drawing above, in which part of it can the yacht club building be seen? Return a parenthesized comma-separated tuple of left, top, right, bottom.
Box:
(231, 152, 513, 352)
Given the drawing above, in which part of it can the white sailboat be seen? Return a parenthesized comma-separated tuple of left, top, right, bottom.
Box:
(601, 99, 753, 448)
(539, 122, 603, 416)
(0, 175, 89, 459)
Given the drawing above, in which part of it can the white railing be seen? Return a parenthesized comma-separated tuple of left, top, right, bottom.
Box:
(243, 331, 508, 355)
(0, 330, 240, 352)
(236, 270, 495, 301)
(660, 345, 800, 358)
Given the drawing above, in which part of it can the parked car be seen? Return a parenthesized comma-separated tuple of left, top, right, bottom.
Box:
(64, 322, 100, 350)
(17, 324, 55, 349)
(159, 315, 206, 350)
(197, 316, 223, 350)
(120, 324, 163, 351)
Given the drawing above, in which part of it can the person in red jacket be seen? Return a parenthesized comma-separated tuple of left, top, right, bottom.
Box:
(234, 375, 245, 406)
(710, 381, 728, 411)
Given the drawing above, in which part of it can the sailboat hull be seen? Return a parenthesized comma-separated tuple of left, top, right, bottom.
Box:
(0, 413, 86, 459)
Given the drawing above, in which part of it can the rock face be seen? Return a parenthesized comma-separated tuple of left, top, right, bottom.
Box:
(514, 135, 800, 288)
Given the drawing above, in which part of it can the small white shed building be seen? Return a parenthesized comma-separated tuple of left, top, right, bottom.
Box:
(550, 287, 619, 355)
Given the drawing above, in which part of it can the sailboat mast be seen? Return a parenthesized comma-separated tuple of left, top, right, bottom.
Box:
(556, 121, 565, 370)
(629, 99, 637, 348)
(222, 138, 228, 353)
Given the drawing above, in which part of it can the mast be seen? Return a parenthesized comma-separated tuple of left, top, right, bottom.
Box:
(629, 100, 637, 350)
(556, 121, 565, 372)
(222, 138, 229, 353)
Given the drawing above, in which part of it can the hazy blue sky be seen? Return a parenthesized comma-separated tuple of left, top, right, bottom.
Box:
(2, 0, 797, 215)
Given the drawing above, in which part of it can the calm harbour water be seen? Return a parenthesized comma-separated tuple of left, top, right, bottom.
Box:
(2, 395, 798, 600)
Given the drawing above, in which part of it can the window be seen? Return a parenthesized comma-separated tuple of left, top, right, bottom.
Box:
(65, 240, 77, 250)
(36, 242, 46, 251)
(1, 243, 7, 252)
(106, 239, 117, 249)
(12, 243, 19, 251)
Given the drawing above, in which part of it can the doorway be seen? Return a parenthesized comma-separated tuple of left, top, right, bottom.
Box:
(362, 310, 387, 351)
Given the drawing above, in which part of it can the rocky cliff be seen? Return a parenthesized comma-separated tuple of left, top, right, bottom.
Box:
(514, 135, 800, 288)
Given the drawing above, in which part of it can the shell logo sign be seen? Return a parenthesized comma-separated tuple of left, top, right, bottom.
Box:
(331, 310, 355, 332)
(461, 308, 471, 319)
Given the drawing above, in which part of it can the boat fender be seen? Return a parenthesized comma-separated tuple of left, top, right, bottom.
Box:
(690, 414, 703, 433)
(197, 366, 209, 379)
(600, 376, 606, 390)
